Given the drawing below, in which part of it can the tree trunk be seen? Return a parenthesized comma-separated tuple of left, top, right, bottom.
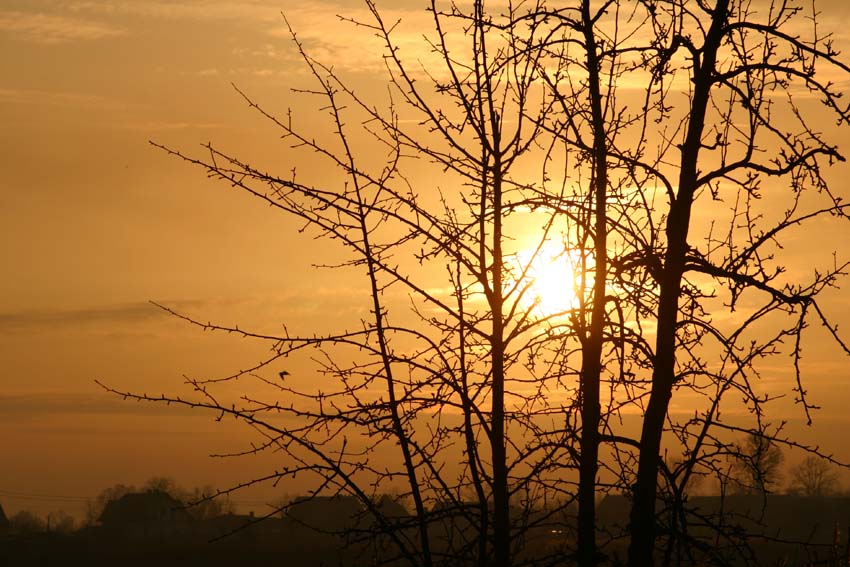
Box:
(491, 147, 510, 567)
(577, 2, 609, 565)
(627, 2, 729, 565)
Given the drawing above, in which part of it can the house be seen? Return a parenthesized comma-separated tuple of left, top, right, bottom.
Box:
(286, 495, 362, 533)
(98, 490, 193, 539)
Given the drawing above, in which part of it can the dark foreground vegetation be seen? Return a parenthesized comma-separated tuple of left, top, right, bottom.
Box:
(4, 483, 850, 566)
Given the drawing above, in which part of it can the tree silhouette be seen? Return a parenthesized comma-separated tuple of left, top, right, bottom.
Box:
(101, 1, 850, 565)
(788, 455, 840, 497)
(620, 1, 850, 562)
(9, 510, 45, 534)
(728, 434, 785, 495)
(47, 510, 75, 534)
(108, 3, 585, 564)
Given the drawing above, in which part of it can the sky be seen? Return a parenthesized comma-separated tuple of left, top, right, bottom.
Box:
(3, 0, 850, 520)
(0, 0, 432, 518)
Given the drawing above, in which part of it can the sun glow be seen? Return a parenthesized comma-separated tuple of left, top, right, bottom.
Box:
(514, 241, 584, 317)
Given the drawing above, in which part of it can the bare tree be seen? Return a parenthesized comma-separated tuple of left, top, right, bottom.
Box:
(47, 510, 76, 534)
(616, 1, 850, 564)
(101, 1, 850, 566)
(143, 477, 179, 495)
(105, 2, 585, 565)
(529, 1, 850, 564)
(788, 455, 840, 497)
(728, 434, 785, 495)
(9, 510, 46, 534)
(527, 2, 663, 564)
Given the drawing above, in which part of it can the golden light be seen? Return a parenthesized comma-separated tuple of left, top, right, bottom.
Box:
(514, 241, 583, 317)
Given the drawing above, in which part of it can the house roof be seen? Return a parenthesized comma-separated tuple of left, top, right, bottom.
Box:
(98, 490, 193, 526)
(375, 494, 408, 518)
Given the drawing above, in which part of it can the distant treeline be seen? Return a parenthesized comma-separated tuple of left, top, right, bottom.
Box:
(2, 453, 849, 567)
(3, 446, 847, 536)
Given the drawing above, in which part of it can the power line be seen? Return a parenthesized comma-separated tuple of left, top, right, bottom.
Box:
(0, 489, 91, 503)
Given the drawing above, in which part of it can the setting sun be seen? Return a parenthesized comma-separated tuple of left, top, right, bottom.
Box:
(514, 241, 584, 317)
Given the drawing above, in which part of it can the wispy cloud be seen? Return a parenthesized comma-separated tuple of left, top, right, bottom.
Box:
(0, 391, 206, 419)
(0, 10, 125, 43)
(51, 1, 480, 74)
(66, 0, 271, 21)
(267, 4, 435, 74)
(0, 301, 204, 332)
(0, 293, 361, 335)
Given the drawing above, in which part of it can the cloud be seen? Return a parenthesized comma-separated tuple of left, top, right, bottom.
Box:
(0, 301, 205, 332)
(55, 1, 432, 74)
(0, 391, 204, 419)
(266, 4, 436, 74)
(64, 0, 286, 24)
(65, 0, 422, 24)
(0, 10, 125, 43)
(0, 294, 358, 336)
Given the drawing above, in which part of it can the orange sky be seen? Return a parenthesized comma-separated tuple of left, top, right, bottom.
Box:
(3, 0, 850, 520)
